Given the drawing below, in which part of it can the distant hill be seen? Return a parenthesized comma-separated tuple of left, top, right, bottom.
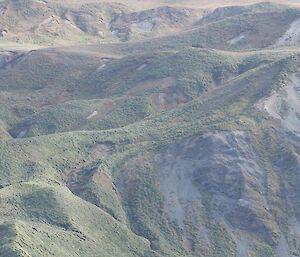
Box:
(0, 0, 299, 49)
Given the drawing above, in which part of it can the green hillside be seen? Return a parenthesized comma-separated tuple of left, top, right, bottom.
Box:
(0, 0, 300, 257)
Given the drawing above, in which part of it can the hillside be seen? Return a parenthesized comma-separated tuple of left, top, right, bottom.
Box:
(0, 0, 202, 47)
(0, 0, 299, 48)
(0, 1, 300, 257)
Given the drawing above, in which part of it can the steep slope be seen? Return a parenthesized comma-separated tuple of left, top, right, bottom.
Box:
(0, 182, 151, 257)
(259, 73, 300, 135)
(0, 42, 299, 256)
(138, 5, 300, 51)
(1, 1, 300, 257)
(5, 47, 293, 138)
(108, 6, 201, 41)
(0, 0, 202, 46)
(0, 0, 299, 49)
(0, 0, 129, 45)
(275, 18, 300, 47)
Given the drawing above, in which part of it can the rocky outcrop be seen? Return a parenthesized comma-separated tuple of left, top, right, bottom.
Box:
(259, 73, 300, 136)
(275, 18, 300, 47)
(108, 6, 200, 41)
(156, 129, 300, 256)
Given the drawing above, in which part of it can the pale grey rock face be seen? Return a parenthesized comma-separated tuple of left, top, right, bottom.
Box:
(228, 31, 252, 46)
(275, 18, 300, 47)
(157, 131, 265, 222)
(261, 73, 300, 136)
(108, 6, 198, 40)
(156, 128, 300, 255)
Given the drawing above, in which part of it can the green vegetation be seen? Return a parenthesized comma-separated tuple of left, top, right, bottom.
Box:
(0, 1, 300, 256)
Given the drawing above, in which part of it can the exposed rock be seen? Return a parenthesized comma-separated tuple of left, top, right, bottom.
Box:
(259, 73, 300, 136)
(275, 18, 300, 47)
(0, 29, 7, 37)
(228, 31, 251, 46)
(156, 130, 280, 252)
(109, 6, 200, 41)
(86, 110, 98, 120)
(90, 142, 114, 159)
